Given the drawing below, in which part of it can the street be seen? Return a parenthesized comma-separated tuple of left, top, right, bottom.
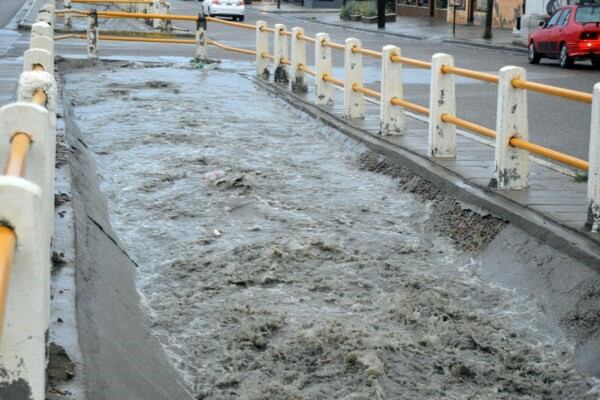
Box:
(0, 0, 28, 27)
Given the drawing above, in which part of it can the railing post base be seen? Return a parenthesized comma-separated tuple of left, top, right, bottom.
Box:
(273, 24, 289, 84)
(494, 66, 529, 190)
(255, 21, 269, 78)
(291, 27, 307, 93)
(587, 82, 600, 232)
(428, 53, 456, 158)
(315, 33, 333, 105)
(380, 45, 404, 135)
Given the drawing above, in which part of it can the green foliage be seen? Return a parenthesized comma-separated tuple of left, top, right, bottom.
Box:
(340, 1, 389, 19)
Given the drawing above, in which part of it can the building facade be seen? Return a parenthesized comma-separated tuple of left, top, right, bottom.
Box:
(446, 0, 524, 29)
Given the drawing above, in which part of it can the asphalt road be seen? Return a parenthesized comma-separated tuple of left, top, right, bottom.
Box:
(0, 0, 28, 28)
(54, 0, 600, 161)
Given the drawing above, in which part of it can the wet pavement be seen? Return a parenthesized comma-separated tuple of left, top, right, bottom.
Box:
(64, 60, 599, 399)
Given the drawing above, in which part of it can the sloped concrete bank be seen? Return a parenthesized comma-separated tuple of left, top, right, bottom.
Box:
(57, 58, 194, 400)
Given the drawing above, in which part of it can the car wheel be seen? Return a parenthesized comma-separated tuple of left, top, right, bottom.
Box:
(239, 15, 244, 21)
(592, 58, 600, 68)
(559, 44, 574, 68)
(528, 42, 541, 64)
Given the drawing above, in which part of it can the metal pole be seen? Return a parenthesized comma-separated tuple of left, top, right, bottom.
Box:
(453, 2, 457, 36)
(377, 0, 385, 29)
(277, 0, 280, 10)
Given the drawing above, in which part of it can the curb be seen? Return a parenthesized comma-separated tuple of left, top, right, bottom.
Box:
(248, 7, 339, 14)
(288, 15, 527, 54)
(252, 76, 600, 268)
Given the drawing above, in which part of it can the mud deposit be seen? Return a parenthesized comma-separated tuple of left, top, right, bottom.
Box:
(65, 61, 599, 399)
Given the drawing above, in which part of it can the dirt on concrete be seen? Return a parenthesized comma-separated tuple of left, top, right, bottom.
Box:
(358, 152, 507, 253)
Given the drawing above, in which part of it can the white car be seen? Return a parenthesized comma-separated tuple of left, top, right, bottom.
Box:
(201, 0, 245, 21)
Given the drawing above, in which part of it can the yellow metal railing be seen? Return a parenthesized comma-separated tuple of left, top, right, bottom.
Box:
(53, 10, 595, 172)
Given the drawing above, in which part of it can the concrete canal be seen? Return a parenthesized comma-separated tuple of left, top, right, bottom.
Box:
(62, 60, 599, 399)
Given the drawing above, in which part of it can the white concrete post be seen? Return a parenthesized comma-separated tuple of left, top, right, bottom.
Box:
(380, 45, 404, 135)
(0, 102, 54, 331)
(195, 11, 207, 61)
(495, 66, 529, 189)
(31, 21, 52, 39)
(37, 4, 55, 27)
(315, 32, 333, 105)
(273, 24, 288, 84)
(0, 177, 45, 400)
(160, 2, 171, 31)
(291, 27, 307, 93)
(64, 0, 72, 28)
(87, 11, 99, 59)
(255, 20, 269, 78)
(23, 49, 54, 74)
(152, 0, 161, 28)
(30, 36, 54, 56)
(587, 83, 600, 232)
(428, 53, 456, 158)
(344, 38, 364, 119)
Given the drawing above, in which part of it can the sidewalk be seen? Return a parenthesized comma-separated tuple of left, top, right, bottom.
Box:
(248, 2, 338, 13)
(295, 13, 527, 53)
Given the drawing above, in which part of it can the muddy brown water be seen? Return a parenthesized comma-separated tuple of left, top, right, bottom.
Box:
(64, 60, 599, 399)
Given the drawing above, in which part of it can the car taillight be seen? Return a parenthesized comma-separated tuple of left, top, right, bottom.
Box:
(212, 0, 220, 4)
(237, 0, 243, 5)
(580, 31, 599, 40)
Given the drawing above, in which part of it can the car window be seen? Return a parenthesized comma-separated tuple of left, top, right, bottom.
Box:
(559, 9, 570, 26)
(547, 10, 563, 28)
(576, 6, 600, 23)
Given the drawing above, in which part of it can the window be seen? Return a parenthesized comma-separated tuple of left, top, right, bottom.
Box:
(576, 6, 600, 23)
(558, 9, 571, 25)
(546, 10, 563, 27)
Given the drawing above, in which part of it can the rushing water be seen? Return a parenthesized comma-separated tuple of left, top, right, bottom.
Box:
(65, 60, 599, 399)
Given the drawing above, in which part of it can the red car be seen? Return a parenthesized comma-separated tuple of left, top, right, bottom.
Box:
(529, 3, 600, 68)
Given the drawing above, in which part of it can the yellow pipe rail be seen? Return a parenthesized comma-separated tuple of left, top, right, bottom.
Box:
(322, 40, 345, 51)
(0, 226, 16, 339)
(298, 64, 315, 76)
(5, 134, 33, 177)
(441, 65, 499, 84)
(390, 54, 432, 69)
(352, 83, 380, 99)
(352, 47, 382, 59)
(261, 52, 274, 60)
(297, 33, 315, 43)
(97, 10, 198, 20)
(54, 34, 81, 41)
(259, 26, 275, 33)
(441, 113, 496, 139)
(510, 137, 589, 171)
(206, 16, 255, 30)
(390, 97, 429, 115)
(322, 74, 344, 87)
(511, 78, 593, 104)
(98, 34, 195, 44)
(207, 40, 255, 55)
(280, 58, 291, 65)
